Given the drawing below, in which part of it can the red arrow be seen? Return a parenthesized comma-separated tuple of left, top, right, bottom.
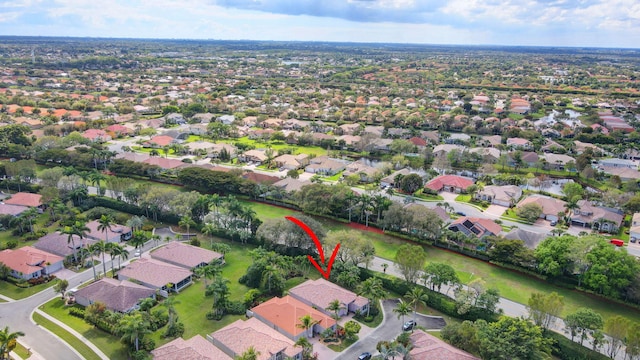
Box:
(286, 216, 340, 279)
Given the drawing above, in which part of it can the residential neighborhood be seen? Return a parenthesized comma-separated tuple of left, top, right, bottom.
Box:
(0, 36, 639, 360)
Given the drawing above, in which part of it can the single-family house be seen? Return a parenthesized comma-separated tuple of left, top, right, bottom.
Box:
(573, 141, 603, 155)
(631, 213, 640, 243)
(105, 124, 132, 137)
(85, 220, 132, 243)
(305, 156, 348, 176)
(598, 158, 638, 169)
(210, 318, 302, 360)
(272, 178, 312, 193)
(289, 278, 369, 318)
(152, 335, 232, 360)
(432, 144, 465, 158)
(425, 175, 474, 193)
(283, 119, 310, 131)
(4, 192, 43, 211)
(409, 330, 479, 360)
(0, 246, 64, 280)
(506, 137, 532, 150)
(474, 185, 522, 207)
(469, 148, 500, 164)
(405, 204, 450, 224)
(145, 135, 176, 148)
(242, 172, 281, 185)
(337, 135, 361, 148)
(448, 217, 502, 239)
(143, 157, 189, 171)
(150, 241, 223, 270)
(74, 278, 156, 313)
(504, 228, 547, 249)
(261, 118, 283, 129)
(570, 200, 624, 233)
(599, 166, 640, 181)
(516, 195, 567, 221)
(0, 203, 29, 217)
(117, 258, 193, 294)
(240, 149, 268, 164)
(445, 133, 471, 145)
(216, 114, 235, 125)
(508, 151, 539, 168)
(337, 123, 360, 135)
(380, 168, 412, 188)
(541, 153, 576, 171)
(82, 129, 112, 143)
(248, 295, 337, 340)
(33, 232, 96, 260)
(480, 135, 502, 147)
(342, 159, 379, 183)
(274, 154, 310, 170)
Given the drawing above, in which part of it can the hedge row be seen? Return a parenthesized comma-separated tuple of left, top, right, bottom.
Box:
(546, 331, 610, 360)
(359, 269, 499, 323)
(84, 196, 181, 225)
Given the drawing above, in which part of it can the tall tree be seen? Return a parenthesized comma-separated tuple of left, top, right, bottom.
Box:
(117, 313, 150, 352)
(0, 326, 25, 360)
(477, 317, 552, 360)
(527, 292, 564, 330)
(296, 314, 319, 338)
(236, 346, 260, 360)
(326, 299, 344, 337)
(604, 315, 629, 359)
(423, 262, 459, 293)
(564, 308, 603, 345)
(53, 279, 69, 300)
(395, 244, 427, 284)
(357, 277, 386, 317)
(393, 301, 412, 325)
(405, 287, 429, 321)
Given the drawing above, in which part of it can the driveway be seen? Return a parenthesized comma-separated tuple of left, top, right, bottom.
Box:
(335, 299, 446, 360)
(484, 204, 506, 218)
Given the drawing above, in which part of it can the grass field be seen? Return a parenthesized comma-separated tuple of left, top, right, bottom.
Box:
(218, 136, 328, 157)
(363, 229, 640, 323)
(39, 300, 129, 360)
(13, 341, 31, 359)
(31, 312, 103, 360)
(0, 279, 56, 300)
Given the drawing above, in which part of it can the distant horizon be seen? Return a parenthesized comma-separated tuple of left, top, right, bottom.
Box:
(0, 1, 638, 49)
(1, 34, 639, 51)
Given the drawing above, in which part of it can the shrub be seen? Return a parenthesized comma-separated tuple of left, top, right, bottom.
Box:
(141, 337, 155, 352)
(68, 307, 86, 319)
(129, 350, 149, 360)
(85, 207, 115, 220)
(163, 322, 184, 338)
(141, 224, 154, 232)
(206, 310, 222, 320)
(546, 331, 610, 360)
(189, 237, 201, 247)
(5, 240, 17, 249)
(225, 301, 246, 315)
(150, 308, 169, 329)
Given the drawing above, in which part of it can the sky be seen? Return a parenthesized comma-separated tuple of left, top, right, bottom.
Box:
(0, 0, 638, 48)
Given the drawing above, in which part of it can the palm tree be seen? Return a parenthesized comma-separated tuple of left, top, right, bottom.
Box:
(236, 346, 260, 360)
(261, 265, 281, 294)
(126, 215, 145, 232)
(88, 242, 101, 280)
(21, 207, 38, 234)
(89, 170, 106, 195)
(0, 326, 25, 360)
(393, 301, 412, 325)
(405, 287, 429, 321)
(326, 299, 344, 337)
(358, 277, 386, 317)
(130, 230, 149, 257)
(202, 223, 217, 248)
(93, 241, 111, 278)
(178, 214, 195, 240)
(209, 277, 231, 317)
(162, 296, 181, 326)
(395, 343, 414, 360)
(108, 243, 127, 274)
(117, 313, 150, 352)
(378, 344, 397, 360)
(296, 314, 319, 338)
(294, 337, 313, 359)
(97, 213, 114, 243)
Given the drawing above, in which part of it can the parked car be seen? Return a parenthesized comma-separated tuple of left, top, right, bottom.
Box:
(358, 352, 372, 360)
(134, 250, 141, 257)
(455, 211, 466, 216)
(550, 220, 557, 226)
(403, 320, 417, 331)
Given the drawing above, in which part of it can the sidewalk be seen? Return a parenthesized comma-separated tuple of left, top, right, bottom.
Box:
(33, 308, 110, 360)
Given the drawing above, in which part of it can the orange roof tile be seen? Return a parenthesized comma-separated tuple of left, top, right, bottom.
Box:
(251, 296, 336, 338)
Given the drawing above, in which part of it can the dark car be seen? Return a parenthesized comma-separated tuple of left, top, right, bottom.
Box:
(403, 320, 417, 331)
(455, 211, 466, 216)
(358, 352, 372, 360)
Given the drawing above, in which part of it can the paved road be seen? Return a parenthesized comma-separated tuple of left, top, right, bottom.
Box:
(369, 256, 626, 359)
(0, 240, 158, 360)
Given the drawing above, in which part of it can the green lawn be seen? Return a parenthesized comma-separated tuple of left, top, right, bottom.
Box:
(219, 136, 328, 157)
(39, 300, 129, 360)
(362, 229, 640, 323)
(242, 200, 302, 220)
(13, 341, 31, 359)
(31, 312, 103, 360)
(0, 279, 56, 300)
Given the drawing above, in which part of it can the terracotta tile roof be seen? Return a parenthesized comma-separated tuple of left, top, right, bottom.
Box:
(150, 242, 222, 269)
(147, 135, 175, 147)
(143, 157, 188, 170)
(251, 295, 336, 338)
(450, 217, 502, 238)
(289, 278, 368, 312)
(410, 330, 479, 360)
(425, 175, 474, 192)
(152, 335, 232, 360)
(4, 192, 42, 207)
(211, 318, 299, 360)
(242, 172, 280, 184)
(517, 195, 566, 217)
(118, 258, 193, 288)
(75, 278, 155, 313)
(0, 246, 63, 276)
